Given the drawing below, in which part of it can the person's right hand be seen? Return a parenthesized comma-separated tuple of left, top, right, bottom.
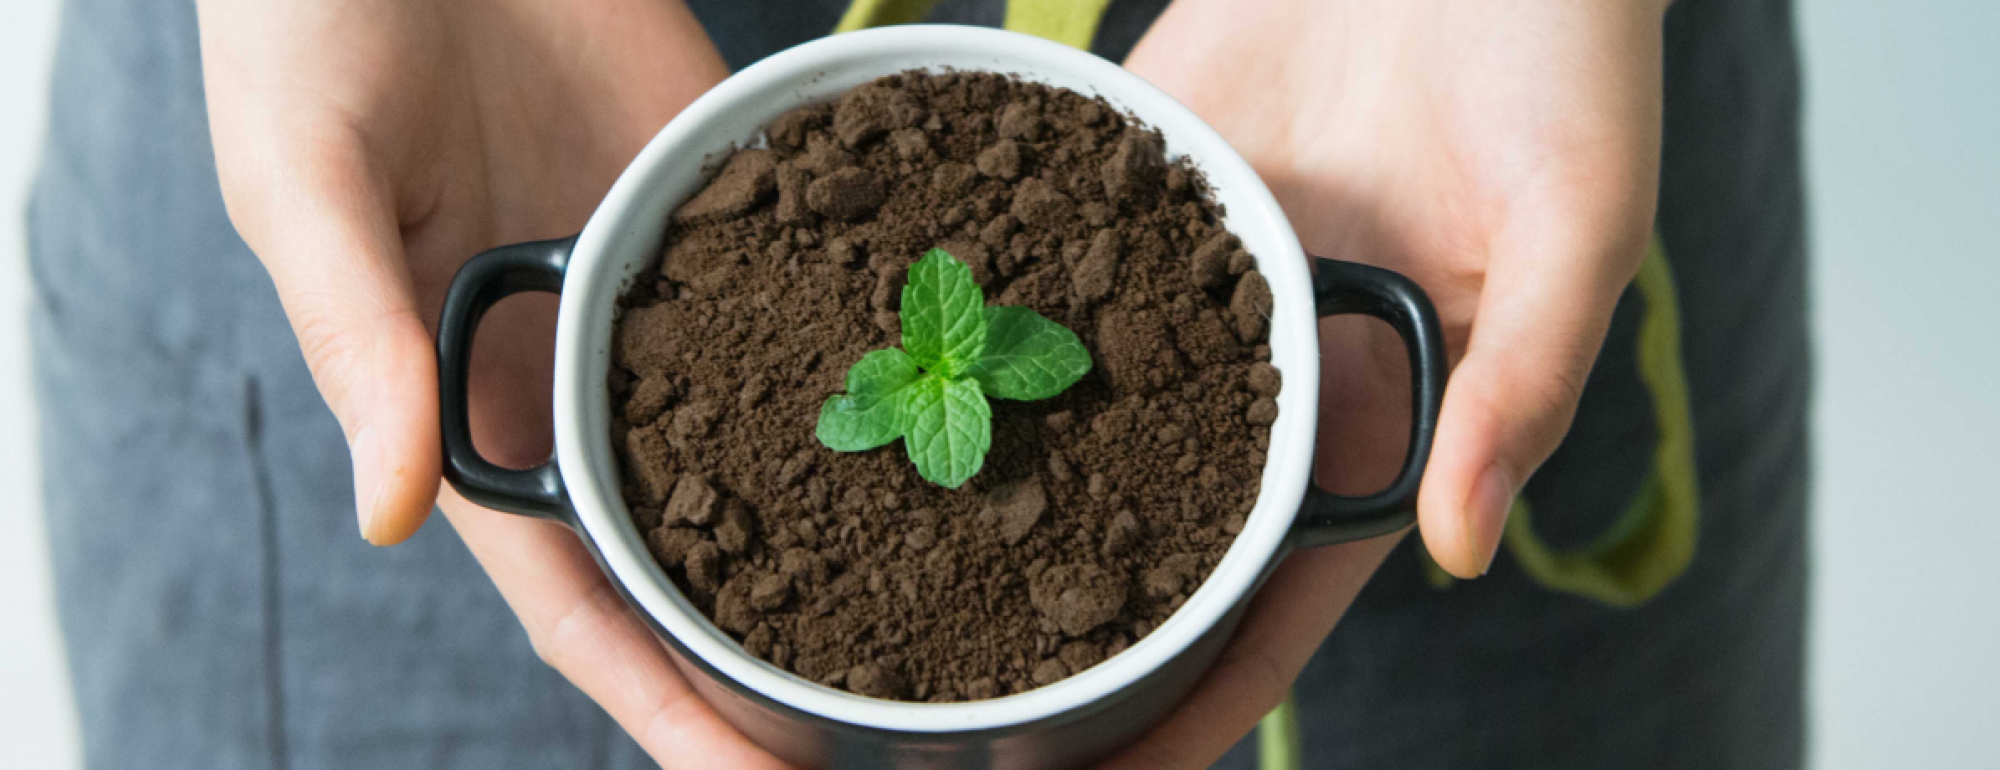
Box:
(195, 0, 787, 765)
(1104, 0, 1667, 765)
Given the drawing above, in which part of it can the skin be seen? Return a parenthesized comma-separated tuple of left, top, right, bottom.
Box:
(198, 0, 780, 765)
(1108, 1, 1667, 765)
(195, 0, 1667, 766)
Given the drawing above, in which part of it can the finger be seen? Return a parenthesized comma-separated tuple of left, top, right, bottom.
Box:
(440, 495, 794, 769)
(1416, 202, 1649, 577)
(1100, 534, 1401, 770)
(218, 138, 443, 545)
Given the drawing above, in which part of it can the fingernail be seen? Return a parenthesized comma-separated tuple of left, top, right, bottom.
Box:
(350, 426, 383, 543)
(1469, 464, 1516, 576)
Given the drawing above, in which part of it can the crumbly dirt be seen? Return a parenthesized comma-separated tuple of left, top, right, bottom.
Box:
(608, 71, 1279, 702)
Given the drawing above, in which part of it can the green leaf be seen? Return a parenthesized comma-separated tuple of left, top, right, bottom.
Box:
(966, 306, 1093, 401)
(816, 393, 907, 452)
(844, 347, 921, 407)
(899, 248, 988, 377)
(901, 376, 992, 489)
(818, 347, 924, 451)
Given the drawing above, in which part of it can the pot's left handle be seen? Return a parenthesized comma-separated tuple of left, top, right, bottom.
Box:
(436, 235, 578, 521)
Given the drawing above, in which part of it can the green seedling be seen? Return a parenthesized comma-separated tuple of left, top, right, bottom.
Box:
(816, 248, 1092, 488)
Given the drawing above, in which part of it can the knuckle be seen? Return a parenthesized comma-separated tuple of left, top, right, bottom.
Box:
(1218, 646, 1291, 708)
(290, 304, 426, 415)
(1523, 361, 1591, 459)
(292, 309, 372, 407)
(1544, 357, 1592, 414)
(529, 582, 622, 672)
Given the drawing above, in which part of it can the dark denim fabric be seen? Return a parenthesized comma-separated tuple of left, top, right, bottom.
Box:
(29, 0, 1804, 767)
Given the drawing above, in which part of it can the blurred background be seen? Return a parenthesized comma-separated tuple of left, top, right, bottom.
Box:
(0, 1, 1992, 768)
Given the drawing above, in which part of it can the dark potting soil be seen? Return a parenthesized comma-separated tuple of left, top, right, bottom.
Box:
(608, 71, 1281, 702)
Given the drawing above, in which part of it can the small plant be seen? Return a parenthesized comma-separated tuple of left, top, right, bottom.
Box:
(817, 248, 1092, 488)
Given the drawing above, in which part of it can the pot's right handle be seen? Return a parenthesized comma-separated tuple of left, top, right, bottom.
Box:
(436, 235, 577, 522)
(1290, 257, 1449, 548)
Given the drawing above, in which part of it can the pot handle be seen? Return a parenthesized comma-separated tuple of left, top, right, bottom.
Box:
(436, 235, 577, 521)
(1290, 257, 1448, 548)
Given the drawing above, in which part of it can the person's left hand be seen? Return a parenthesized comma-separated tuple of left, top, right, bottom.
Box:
(1105, 0, 1668, 765)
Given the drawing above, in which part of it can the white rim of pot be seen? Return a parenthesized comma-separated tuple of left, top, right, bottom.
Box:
(552, 25, 1319, 733)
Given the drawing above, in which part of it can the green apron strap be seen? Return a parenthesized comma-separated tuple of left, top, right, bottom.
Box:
(836, 0, 1113, 52)
(1003, 0, 1116, 50)
(1258, 691, 1301, 770)
(833, 0, 941, 34)
(1499, 236, 1701, 606)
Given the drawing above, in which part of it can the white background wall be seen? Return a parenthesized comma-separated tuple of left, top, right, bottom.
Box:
(0, 0, 76, 767)
(1799, 3, 2000, 769)
(0, 1, 1993, 768)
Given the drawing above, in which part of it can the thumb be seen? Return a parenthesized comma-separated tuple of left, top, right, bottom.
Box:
(1416, 216, 1646, 578)
(223, 147, 442, 545)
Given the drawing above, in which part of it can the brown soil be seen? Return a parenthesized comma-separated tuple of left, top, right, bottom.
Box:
(609, 71, 1279, 702)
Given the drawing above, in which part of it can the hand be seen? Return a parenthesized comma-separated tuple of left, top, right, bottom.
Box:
(195, 0, 786, 765)
(1108, 0, 1667, 765)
